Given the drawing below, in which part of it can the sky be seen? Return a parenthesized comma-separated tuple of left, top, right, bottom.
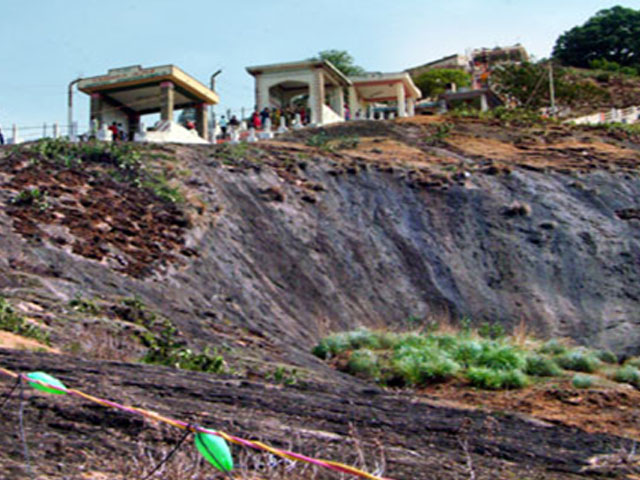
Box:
(1, 0, 638, 139)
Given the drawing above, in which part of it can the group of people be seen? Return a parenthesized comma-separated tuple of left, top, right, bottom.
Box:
(216, 105, 311, 140)
(108, 122, 127, 142)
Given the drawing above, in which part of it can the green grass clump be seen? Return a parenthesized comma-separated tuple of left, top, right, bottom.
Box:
(0, 297, 50, 345)
(612, 365, 640, 388)
(596, 349, 618, 364)
(466, 367, 528, 390)
(556, 349, 601, 373)
(524, 354, 562, 377)
(475, 343, 526, 371)
(391, 348, 459, 386)
(571, 374, 595, 389)
(312, 328, 395, 360)
(623, 357, 640, 369)
(313, 325, 618, 391)
(347, 349, 380, 379)
(538, 339, 568, 355)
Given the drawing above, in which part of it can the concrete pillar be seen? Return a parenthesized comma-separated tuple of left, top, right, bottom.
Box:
(256, 76, 270, 111)
(310, 68, 325, 125)
(407, 98, 416, 117)
(335, 87, 345, 119)
(128, 113, 140, 141)
(195, 103, 208, 140)
(160, 81, 175, 122)
(90, 93, 104, 128)
(53, 123, 59, 139)
(396, 82, 407, 117)
(480, 94, 488, 112)
(348, 87, 359, 121)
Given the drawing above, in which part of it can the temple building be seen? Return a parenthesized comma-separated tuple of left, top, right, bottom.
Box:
(77, 64, 219, 141)
(246, 60, 421, 126)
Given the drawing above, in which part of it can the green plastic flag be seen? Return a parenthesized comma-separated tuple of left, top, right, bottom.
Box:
(26, 371, 67, 395)
(195, 432, 233, 472)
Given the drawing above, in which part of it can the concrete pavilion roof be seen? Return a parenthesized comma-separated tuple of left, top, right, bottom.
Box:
(77, 65, 219, 115)
(350, 72, 422, 102)
(246, 60, 352, 87)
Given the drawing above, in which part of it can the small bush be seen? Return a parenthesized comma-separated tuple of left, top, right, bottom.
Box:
(392, 352, 459, 386)
(347, 349, 380, 379)
(452, 339, 484, 367)
(476, 343, 526, 371)
(306, 133, 330, 148)
(466, 367, 528, 390)
(0, 297, 50, 345)
(624, 357, 640, 369)
(538, 339, 568, 355)
(524, 354, 562, 377)
(571, 374, 595, 389)
(612, 365, 640, 388)
(596, 349, 618, 364)
(556, 349, 601, 373)
(478, 322, 506, 339)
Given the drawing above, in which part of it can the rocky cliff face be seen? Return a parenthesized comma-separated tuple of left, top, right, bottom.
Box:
(1, 117, 640, 479)
(1, 117, 639, 361)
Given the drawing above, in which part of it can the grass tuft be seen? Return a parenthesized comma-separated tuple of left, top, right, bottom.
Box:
(612, 365, 640, 388)
(555, 349, 601, 373)
(524, 354, 563, 377)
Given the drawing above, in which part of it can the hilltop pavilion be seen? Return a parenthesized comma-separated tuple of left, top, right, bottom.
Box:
(77, 65, 219, 140)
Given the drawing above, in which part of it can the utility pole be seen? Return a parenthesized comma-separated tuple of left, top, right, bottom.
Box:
(209, 70, 222, 138)
(548, 62, 556, 117)
(67, 77, 82, 139)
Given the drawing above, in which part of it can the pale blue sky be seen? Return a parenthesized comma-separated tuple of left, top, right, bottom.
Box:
(1, 0, 638, 137)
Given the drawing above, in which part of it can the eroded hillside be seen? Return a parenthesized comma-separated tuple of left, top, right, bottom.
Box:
(1, 115, 640, 479)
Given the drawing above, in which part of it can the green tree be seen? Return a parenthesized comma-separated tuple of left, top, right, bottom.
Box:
(311, 50, 366, 76)
(491, 61, 609, 109)
(552, 6, 640, 68)
(413, 69, 471, 98)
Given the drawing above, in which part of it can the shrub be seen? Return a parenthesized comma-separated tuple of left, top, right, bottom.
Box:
(612, 365, 640, 388)
(344, 329, 383, 350)
(624, 357, 640, 369)
(538, 338, 568, 355)
(452, 339, 484, 367)
(0, 297, 50, 345)
(312, 332, 351, 359)
(571, 374, 595, 389)
(10, 187, 50, 211)
(596, 349, 618, 364)
(475, 343, 526, 371)
(391, 352, 459, 386)
(556, 349, 601, 373)
(478, 322, 506, 339)
(524, 354, 562, 377)
(466, 367, 528, 390)
(347, 349, 380, 379)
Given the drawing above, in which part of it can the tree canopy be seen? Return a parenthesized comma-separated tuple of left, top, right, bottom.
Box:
(552, 6, 640, 69)
(413, 69, 471, 98)
(310, 50, 366, 76)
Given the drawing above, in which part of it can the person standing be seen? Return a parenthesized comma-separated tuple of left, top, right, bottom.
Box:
(108, 122, 118, 141)
(219, 115, 228, 139)
(0, 127, 4, 145)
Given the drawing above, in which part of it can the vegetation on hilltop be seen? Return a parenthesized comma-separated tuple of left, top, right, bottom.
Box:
(553, 6, 640, 72)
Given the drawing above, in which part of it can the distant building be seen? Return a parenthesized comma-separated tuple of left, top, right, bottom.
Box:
(470, 44, 529, 88)
(246, 60, 421, 126)
(406, 44, 529, 89)
(406, 54, 470, 78)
